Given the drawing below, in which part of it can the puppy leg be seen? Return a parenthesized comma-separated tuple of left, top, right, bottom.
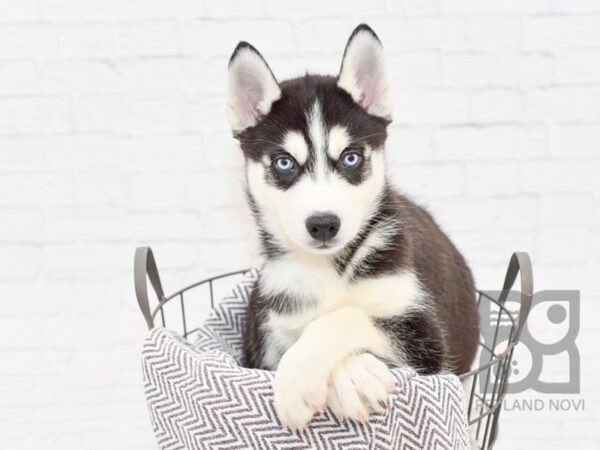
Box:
(326, 311, 447, 422)
(273, 307, 394, 430)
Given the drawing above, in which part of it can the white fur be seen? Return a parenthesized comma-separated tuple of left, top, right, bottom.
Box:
(227, 47, 281, 132)
(338, 29, 393, 119)
(282, 130, 309, 165)
(308, 101, 327, 179)
(327, 125, 351, 159)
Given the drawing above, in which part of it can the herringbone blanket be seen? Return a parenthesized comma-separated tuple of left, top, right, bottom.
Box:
(142, 269, 470, 449)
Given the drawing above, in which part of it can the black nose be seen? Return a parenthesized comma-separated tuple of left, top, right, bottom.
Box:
(305, 213, 340, 242)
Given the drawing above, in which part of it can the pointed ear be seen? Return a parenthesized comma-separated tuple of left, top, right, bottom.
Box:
(337, 24, 393, 119)
(227, 42, 281, 133)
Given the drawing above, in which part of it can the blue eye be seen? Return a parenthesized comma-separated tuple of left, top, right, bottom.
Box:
(274, 156, 294, 172)
(342, 151, 362, 168)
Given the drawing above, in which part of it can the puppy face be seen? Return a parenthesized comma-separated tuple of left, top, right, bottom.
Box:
(227, 25, 393, 256)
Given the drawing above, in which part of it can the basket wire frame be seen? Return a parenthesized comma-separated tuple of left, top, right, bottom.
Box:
(135, 247, 532, 450)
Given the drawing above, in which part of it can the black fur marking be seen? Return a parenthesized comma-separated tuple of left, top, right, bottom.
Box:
(245, 187, 287, 259)
(333, 208, 380, 275)
(234, 73, 389, 194)
(333, 184, 398, 277)
(257, 227, 286, 259)
(243, 286, 268, 369)
(235, 75, 389, 168)
(374, 311, 446, 375)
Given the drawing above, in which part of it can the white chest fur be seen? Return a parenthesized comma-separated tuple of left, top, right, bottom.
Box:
(259, 255, 425, 368)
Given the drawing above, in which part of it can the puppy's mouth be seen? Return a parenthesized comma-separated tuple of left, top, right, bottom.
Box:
(308, 239, 342, 253)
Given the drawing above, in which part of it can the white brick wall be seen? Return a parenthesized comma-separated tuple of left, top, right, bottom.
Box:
(1, 0, 599, 448)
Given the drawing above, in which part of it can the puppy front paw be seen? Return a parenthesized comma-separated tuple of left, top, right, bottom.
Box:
(327, 353, 396, 423)
(273, 351, 328, 430)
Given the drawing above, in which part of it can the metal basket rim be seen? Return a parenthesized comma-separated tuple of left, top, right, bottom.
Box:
(150, 268, 518, 380)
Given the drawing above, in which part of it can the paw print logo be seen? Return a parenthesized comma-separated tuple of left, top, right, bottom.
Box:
(478, 290, 579, 394)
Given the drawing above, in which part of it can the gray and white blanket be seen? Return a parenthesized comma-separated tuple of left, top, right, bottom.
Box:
(141, 269, 470, 449)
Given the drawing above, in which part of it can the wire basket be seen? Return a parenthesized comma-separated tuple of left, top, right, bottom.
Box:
(135, 248, 533, 450)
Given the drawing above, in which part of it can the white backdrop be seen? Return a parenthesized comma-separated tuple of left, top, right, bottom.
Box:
(1, 0, 599, 448)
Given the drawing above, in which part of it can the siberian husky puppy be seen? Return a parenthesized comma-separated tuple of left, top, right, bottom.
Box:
(226, 24, 479, 430)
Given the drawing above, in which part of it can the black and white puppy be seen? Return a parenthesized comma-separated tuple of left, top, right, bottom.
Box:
(226, 24, 479, 430)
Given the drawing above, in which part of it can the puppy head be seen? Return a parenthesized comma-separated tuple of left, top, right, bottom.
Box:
(227, 24, 393, 257)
